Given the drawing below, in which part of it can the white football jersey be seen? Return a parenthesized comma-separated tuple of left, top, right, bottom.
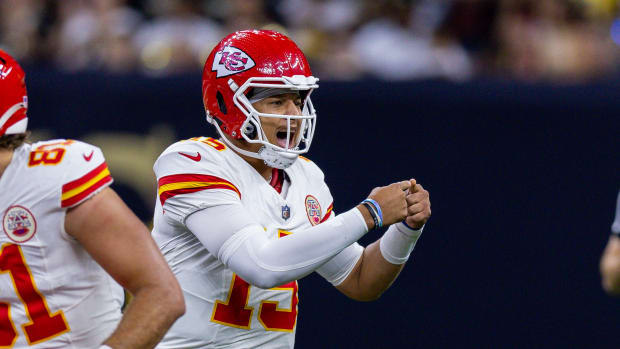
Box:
(152, 137, 335, 349)
(0, 140, 124, 348)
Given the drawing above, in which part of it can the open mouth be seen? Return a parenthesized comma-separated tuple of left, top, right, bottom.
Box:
(276, 130, 296, 149)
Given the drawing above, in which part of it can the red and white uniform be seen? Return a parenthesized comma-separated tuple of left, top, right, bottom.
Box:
(152, 137, 336, 348)
(0, 139, 123, 348)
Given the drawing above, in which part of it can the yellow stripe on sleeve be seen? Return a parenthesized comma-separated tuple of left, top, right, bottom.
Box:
(61, 168, 111, 201)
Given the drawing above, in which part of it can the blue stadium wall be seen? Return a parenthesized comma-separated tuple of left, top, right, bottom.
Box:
(26, 69, 619, 348)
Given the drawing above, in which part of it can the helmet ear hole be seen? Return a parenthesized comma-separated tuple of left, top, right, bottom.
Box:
(243, 120, 258, 140)
(216, 91, 227, 114)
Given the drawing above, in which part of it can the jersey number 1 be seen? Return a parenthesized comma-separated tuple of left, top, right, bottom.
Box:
(0, 244, 70, 346)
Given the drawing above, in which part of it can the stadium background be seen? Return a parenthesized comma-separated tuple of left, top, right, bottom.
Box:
(2, 0, 619, 348)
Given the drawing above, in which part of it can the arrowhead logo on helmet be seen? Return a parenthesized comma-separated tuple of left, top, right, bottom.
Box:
(212, 46, 255, 78)
(0, 65, 12, 80)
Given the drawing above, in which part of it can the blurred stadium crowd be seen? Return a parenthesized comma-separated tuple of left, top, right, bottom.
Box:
(2, 0, 620, 82)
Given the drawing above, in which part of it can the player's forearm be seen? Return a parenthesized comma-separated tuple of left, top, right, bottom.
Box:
(337, 221, 423, 301)
(601, 258, 620, 294)
(601, 237, 620, 295)
(223, 208, 369, 289)
(103, 285, 184, 349)
(186, 204, 370, 289)
(338, 240, 405, 301)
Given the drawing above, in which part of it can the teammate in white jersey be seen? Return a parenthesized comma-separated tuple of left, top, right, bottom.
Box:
(0, 49, 184, 348)
(600, 189, 620, 295)
(152, 30, 431, 348)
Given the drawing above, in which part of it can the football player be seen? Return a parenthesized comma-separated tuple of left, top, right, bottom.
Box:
(600, 189, 620, 295)
(0, 49, 184, 348)
(152, 30, 431, 348)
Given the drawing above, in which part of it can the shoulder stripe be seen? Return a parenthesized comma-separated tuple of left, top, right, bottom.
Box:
(158, 174, 241, 206)
(62, 162, 108, 192)
(320, 202, 333, 223)
(61, 162, 112, 207)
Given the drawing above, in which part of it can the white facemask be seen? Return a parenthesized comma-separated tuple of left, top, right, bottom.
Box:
(207, 75, 319, 169)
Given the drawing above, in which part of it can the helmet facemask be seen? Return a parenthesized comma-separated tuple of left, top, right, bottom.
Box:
(208, 74, 318, 169)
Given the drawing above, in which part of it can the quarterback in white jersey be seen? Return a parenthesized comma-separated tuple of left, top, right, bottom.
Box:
(153, 137, 334, 347)
(152, 30, 431, 348)
(0, 49, 184, 348)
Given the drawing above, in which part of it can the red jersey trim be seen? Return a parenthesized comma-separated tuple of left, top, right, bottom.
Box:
(158, 174, 241, 206)
(61, 162, 112, 208)
(61, 175, 112, 208)
(62, 162, 107, 192)
(320, 203, 334, 223)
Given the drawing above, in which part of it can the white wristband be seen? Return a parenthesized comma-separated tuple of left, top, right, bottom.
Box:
(379, 222, 424, 265)
(99, 345, 113, 349)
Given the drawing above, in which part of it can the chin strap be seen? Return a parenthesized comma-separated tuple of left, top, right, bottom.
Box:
(210, 116, 298, 169)
(257, 146, 298, 169)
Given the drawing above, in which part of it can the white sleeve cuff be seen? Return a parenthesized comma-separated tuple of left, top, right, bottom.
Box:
(352, 206, 369, 233)
(379, 223, 424, 265)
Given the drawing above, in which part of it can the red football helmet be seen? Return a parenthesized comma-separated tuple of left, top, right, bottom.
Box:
(0, 49, 28, 137)
(202, 30, 319, 169)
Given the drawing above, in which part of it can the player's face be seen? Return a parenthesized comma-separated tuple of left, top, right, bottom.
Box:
(253, 93, 303, 149)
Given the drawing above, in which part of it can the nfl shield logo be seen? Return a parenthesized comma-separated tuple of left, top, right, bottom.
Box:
(282, 205, 291, 220)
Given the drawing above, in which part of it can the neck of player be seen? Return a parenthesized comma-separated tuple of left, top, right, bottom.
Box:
(224, 135, 273, 181)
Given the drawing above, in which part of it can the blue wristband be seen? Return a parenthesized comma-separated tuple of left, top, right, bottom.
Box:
(362, 199, 383, 228)
(363, 199, 383, 221)
(361, 202, 379, 230)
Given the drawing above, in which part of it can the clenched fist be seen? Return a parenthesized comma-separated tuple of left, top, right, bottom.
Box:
(365, 181, 410, 227)
(404, 179, 431, 229)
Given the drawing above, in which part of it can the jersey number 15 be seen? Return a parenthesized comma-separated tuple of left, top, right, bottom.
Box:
(211, 230, 298, 332)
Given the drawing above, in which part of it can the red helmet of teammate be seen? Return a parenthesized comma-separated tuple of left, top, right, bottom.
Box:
(202, 30, 319, 169)
(0, 49, 28, 137)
